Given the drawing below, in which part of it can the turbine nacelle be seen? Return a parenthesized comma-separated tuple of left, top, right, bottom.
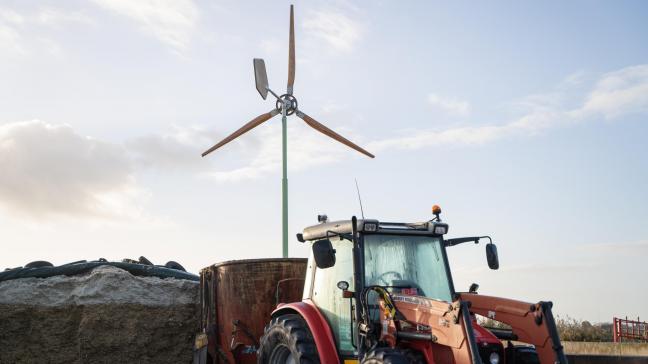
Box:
(276, 94, 298, 116)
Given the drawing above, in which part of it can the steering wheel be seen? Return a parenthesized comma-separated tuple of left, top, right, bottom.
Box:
(376, 271, 403, 286)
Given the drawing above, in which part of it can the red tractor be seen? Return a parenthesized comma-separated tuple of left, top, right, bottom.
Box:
(255, 208, 567, 363)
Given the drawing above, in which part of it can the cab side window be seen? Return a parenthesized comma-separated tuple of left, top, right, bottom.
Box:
(311, 237, 355, 353)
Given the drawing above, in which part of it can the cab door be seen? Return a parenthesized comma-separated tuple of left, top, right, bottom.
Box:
(310, 236, 357, 356)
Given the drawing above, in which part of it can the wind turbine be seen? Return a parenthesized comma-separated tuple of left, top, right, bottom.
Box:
(202, 5, 374, 258)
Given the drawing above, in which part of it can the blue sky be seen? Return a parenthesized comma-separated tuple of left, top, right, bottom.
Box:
(1, 0, 647, 322)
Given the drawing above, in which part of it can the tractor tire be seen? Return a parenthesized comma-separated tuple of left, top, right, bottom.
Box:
(258, 314, 319, 364)
(25, 260, 53, 268)
(361, 347, 409, 364)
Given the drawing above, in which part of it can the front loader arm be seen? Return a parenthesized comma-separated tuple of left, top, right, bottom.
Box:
(390, 296, 480, 364)
(459, 293, 568, 364)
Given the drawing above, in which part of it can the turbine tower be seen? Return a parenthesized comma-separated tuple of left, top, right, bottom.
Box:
(202, 5, 374, 257)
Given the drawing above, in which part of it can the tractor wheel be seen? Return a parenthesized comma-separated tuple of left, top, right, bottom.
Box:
(361, 347, 409, 364)
(258, 314, 319, 364)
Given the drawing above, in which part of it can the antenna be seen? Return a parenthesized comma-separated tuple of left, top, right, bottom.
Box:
(355, 178, 365, 219)
(201, 5, 374, 258)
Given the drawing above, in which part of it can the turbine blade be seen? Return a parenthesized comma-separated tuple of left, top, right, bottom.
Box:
(287, 4, 295, 94)
(296, 110, 375, 158)
(202, 110, 279, 157)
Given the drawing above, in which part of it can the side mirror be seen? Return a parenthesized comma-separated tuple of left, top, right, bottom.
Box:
(486, 243, 499, 270)
(312, 239, 336, 269)
(253, 58, 269, 100)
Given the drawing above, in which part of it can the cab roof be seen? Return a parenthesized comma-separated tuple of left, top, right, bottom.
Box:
(301, 218, 447, 241)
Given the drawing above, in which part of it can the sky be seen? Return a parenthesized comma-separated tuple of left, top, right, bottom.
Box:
(1, 0, 647, 323)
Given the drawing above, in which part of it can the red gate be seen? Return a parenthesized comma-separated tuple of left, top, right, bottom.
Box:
(613, 316, 648, 343)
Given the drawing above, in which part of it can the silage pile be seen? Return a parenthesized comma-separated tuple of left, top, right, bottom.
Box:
(0, 265, 199, 363)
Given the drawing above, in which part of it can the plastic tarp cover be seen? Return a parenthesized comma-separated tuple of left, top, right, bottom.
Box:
(0, 261, 199, 282)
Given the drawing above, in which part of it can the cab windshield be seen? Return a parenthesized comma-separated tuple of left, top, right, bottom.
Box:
(364, 234, 453, 302)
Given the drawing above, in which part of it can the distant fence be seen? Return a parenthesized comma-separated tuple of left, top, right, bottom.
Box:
(614, 317, 648, 343)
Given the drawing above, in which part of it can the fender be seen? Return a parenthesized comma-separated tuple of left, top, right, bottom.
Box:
(272, 299, 340, 363)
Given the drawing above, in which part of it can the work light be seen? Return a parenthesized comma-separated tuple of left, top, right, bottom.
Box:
(429, 222, 449, 235)
(363, 222, 378, 232)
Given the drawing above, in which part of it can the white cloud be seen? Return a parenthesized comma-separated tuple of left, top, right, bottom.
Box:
(127, 125, 216, 171)
(302, 9, 364, 52)
(33, 8, 94, 27)
(576, 64, 648, 119)
(368, 124, 512, 152)
(0, 8, 24, 25)
(0, 121, 143, 219)
(0, 23, 24, 55)
(0, 6, 93, 57)
(91, 0, 199, 53)
(427, 93, 471, 116)
(0, 7, 93, 27)
(367, 106, 564, 153)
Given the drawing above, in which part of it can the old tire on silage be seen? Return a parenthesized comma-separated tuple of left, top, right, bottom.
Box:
(138, 256, 153, 265)
(361, 347, 409, 364)
(25, 261, 53, 268)
(164, 261, 186, 272)
(257, 314, 319, 364)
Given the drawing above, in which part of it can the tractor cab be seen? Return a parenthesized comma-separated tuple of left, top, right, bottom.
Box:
(310, 218, 455, 299)
(298, 207, 497, 305)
